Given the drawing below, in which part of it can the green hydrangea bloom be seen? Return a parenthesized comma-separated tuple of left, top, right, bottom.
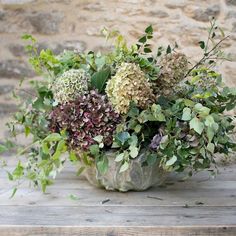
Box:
(154, 53, 188, 96)
(52, 69, 89, 103)
(106, 62, 155, 114)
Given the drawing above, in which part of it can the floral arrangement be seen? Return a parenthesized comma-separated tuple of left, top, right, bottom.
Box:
(1, 20, 236, 194)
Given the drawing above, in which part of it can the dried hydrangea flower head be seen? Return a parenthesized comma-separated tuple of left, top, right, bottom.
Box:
(106, 62, 155, 114)
(49, 90, 121, 150)
(52, 69, 89, 103)
(154, 53, 188, 96)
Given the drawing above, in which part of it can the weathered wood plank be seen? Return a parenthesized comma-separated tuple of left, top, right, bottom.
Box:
(0, 156, 235, 235)
(0, 162, 235, 208)
(0, 187, 235, 207)
(0, 226, 235, 236)
(0, 206, 236, 226)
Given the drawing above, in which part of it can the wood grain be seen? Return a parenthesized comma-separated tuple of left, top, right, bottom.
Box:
(0, 187, 235, 207)
(0, 206, 236, 226)
(0, 226, 236, 236)
(0, 156, 235, 235)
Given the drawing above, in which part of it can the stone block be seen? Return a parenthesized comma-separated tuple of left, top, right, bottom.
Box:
(185, 4, 220, 22)
(0, 0, 35, 4)
(0, 60, 34, 78)
(0, 85, 14, 95)
(225, 0, 236, 6)
(28, 11, 64, 34)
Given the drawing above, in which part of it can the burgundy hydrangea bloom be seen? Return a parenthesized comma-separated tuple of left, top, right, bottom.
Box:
(49, 90, 121, 150)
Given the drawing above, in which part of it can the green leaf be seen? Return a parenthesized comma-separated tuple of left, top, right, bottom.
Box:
(206, 126, 215, 143)
(198, 41, 205, 49)
(151, 104, 166, 121)
(95, 56, 106, 70)
(182, 107, 192, 121)
(145, 25, 153, 34)
(69, 151, 78, 162)
(0, 144, 8, 153)
(42, 142, 49, 154)
(69, 194, 80, 201)
(129, 146, 139, 158)
(24, 126, 31, 137)
(166, 45, 171, 54)
(144, 47, 152, 53)
(21, 34, 36, 42)
(115, 153, 124, 162)
(166, 155, 177, 166)
(82, 153, 92, 166)
(134, 124, 142, 133)
(184, 99, 195, 107)
(44, 133, 61, 142)
(7, 171, 13, 181)
(226, 102, 236, 111)
(127, 106, 139, 117)
(128, 134, 138, 147)
(111, 141, 120, 148)
(56, 139, 66, 153)
(138, 36, 147, 44)
(93, 135, 103, 143)
(200, 147, 206, 158)
(205, 115, 215, 127)
(146, 153, 157, 165)
(9, 187, 17, 199)
(116, 132, 130, 145)
(194, 103, 210, 117)
(76, 166, 85, 176)
(89, 144, 100, 156)
(12, 162, 24, 178)
(207, 143, 215, 153)
(155, 113, 166, 122)
(91, 67, 110, 93)
(119, 161, 129, 173)
(97, 156, 108, 174)
(190, 117, 204, 135)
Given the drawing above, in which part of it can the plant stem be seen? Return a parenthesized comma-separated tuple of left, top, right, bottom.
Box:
(17, 140, 40, 156)
(185, 36, 229, 77)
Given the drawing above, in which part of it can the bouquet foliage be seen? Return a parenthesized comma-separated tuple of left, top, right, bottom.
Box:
(1, 20, 236, 194)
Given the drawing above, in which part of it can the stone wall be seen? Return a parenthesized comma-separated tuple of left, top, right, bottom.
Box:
(0, 0, 236, 119)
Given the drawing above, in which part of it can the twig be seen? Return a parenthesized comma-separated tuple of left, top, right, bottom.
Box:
(17, 140, 40, 156)
(185, 36, 230, 78)
(15, 88, 36, 97)
(101, 198, 110, 204)
(146, 195, 163, 200)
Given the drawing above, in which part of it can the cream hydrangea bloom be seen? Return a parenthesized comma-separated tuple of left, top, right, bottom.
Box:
(52, 69, 89, 103)
(106, 62, 155, 114)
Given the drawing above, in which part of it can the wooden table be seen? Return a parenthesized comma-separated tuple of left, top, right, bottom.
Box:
(0, 157, 235, 236)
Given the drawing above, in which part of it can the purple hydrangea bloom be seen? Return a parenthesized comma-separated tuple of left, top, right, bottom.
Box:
(149, 134, 162, 150)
